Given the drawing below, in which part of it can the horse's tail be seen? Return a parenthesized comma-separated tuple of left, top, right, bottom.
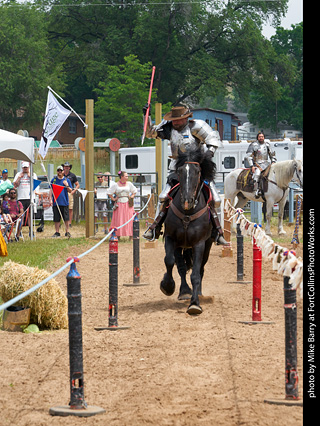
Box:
(183, 248, 193, 272)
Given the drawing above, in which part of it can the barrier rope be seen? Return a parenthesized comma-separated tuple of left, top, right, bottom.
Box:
(224, 199, 303, 298)
(0, 194, 152, 313)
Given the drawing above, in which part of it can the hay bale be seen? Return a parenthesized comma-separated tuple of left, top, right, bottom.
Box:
(0, 261, 68, 330)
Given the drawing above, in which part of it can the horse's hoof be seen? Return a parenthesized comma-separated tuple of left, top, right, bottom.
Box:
(178, 292, 192, 301)
(187, 304, 202, 315)
(160, 279, 175, 296)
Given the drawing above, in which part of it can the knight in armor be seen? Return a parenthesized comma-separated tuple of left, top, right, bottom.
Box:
(142, 105, 228, 245)
(244, 132, 277, 198)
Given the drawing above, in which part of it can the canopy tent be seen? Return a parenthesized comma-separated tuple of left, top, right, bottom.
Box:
(0, 129, 35, 163)
(0, 128, 35, 240)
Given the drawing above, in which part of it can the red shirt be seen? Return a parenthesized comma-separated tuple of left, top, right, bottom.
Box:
(6, 199, 23, 218)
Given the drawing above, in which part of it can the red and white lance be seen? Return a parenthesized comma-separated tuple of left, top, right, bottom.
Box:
(141, 66, 156, 145)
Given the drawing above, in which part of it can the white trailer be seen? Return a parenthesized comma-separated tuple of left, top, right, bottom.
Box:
(119, 138, 303, 185)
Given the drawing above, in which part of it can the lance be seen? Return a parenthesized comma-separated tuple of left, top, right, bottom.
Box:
(141, 65, 156, 145)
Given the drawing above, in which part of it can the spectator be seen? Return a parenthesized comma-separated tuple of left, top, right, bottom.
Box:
(6, 188, 24, 240)
(0, 169, 13, 197)
(107, 171, 137, 239)
(50, 166, 72, 238)
(61, 161, 79, 227)
(13, 162, 37, 232)
(0, 204, 13, 240)
(0, 169, 11, 186)
(2, 193, 10, 214)
(94, 172, 109, 234)
(104, 171, 115, 221)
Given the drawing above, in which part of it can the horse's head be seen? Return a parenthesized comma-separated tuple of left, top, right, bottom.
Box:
(177, 161, 201, 210)
(292, 159, 303, 189)
(175, 146, 216, 210)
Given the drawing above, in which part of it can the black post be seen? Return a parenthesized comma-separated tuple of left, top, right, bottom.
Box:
(123, 215, 149, 287)
(228, 223, 251, 284)
(50, 257, 105, 417)
(66, 257, 86, 408)
(95, 230, 129, 330)
(284, 275, 299, 399)
(108, 230, 119, 327)
(133, 215, 140, 284)
(236, 223, 244, 281)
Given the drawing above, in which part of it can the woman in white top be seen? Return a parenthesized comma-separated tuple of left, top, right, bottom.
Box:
(107, 171, 137, 238)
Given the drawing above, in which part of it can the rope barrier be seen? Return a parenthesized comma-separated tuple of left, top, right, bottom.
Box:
(0, 194, 152, 313)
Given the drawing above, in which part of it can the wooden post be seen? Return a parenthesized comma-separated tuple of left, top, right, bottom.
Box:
(85, 99, 94, 238)
(222, 198, 233, 257)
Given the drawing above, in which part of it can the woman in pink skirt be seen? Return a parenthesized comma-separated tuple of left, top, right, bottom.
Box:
(107, 171, 137, 238)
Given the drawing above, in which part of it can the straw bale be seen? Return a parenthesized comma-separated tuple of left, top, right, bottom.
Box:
(0, 261, 68, 330)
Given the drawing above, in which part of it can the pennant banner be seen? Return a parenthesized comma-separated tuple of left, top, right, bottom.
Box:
(77, 189, 88, 201)
(51, 183, 65, 202)
(33, 179, 42, 191)
(39, 90, 71, 159)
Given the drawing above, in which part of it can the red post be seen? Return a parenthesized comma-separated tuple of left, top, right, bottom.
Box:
(252, 237, 262, 321)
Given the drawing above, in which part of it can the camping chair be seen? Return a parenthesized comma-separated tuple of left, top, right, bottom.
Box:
(14, 217, 24, 242)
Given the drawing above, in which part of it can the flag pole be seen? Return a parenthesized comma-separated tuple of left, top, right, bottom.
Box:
(47, 86, 88, 128)
(141, 66, 156, 145)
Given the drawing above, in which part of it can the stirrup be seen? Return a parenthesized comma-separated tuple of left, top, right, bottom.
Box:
(143, 227, 156, 241)
(216, 235, 230, 246)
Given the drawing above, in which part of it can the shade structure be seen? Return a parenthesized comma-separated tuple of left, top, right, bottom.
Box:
(0, 129, 35, 163)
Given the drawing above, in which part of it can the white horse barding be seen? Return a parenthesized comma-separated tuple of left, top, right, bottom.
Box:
(224, 159, 303, 235)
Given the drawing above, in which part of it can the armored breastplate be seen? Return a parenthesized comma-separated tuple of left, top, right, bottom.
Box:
(254, 143, 270, 169)
(170, 125, 199, 159)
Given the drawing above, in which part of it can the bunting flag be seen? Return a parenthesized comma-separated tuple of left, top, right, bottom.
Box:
(33, 179, 42, 191)
(51, 184, 65, 202)
(77, 189, 88, 201)
(39, 90, 71, 159)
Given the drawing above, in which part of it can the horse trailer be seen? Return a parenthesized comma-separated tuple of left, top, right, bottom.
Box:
(119, 138, 303, 186)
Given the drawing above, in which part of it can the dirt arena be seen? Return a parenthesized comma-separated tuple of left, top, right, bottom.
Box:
(0, 227, 303, 425)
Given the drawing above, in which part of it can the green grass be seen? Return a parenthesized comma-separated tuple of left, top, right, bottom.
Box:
(0, 237, 90, 269)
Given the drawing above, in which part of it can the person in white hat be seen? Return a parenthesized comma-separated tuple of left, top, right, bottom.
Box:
(13, 162, 37, 234)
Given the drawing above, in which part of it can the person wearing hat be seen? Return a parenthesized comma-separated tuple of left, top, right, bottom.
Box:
(0, 169, 11, 186)
(50, 165, 72, 238)
(61, 161, 79, 227)
(142, 105, 228, 245)
(13, 162, 37, 232)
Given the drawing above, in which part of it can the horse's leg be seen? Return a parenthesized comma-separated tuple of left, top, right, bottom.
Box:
(277, 196, 287, 235)
(187, 242, 206, 315)
(160, 236, 176, 296)
(175, 248, 192, 300)
(265, 199, 273, 236)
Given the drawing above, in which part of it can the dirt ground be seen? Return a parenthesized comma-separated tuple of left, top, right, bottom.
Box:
(0, 224, 303, 426)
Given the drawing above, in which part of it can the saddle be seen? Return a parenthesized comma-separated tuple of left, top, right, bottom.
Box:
(236, 165, 272, 194)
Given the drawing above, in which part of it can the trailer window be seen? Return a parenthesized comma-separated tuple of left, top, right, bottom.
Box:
(223, 156, 236, 169)
(125, 155, 138, 169)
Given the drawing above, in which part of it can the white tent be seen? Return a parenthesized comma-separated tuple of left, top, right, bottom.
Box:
(0, 128, 35, 239)
(0, 129, 35, 163)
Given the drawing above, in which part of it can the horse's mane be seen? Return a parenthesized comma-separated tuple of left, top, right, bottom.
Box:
(175, 147, 216, 182)
(271, 159, 300, 188)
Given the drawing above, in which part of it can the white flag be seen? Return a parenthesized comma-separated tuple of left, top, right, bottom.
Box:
(39, 90, 71, 158)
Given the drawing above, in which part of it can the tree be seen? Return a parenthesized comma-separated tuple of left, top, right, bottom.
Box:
(248, 23, 303, 132)
(0, 1, 65, 129)
(94, 55, 171, 146)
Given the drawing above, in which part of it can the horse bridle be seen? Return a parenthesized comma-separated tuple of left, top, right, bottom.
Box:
(179, 161, 202, 208)
(172, 161, 208, 230)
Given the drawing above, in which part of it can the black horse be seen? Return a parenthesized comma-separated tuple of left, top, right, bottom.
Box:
(160, 147, 216, 315)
